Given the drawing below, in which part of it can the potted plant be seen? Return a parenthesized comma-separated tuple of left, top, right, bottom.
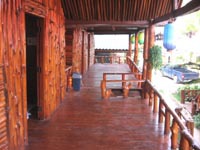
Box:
(149, 45, 163, 71)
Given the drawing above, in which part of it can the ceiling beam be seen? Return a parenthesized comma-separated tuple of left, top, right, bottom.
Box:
(88, 30, 138, 35)
(153, 0, 200, 24)
(65, 20, 149, 28)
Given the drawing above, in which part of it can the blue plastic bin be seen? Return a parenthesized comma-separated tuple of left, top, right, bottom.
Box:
(72, 72, 82, 91)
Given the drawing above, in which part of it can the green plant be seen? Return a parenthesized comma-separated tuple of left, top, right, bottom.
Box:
(194, 114, 200, 129)
(149, 45, 162, 70)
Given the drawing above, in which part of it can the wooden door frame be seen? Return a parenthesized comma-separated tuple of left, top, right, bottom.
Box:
(36, 16, 44, 120)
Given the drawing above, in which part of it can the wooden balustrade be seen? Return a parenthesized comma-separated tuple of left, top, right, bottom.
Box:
(101, 72, 144, 99)
(181, 90, 200, 104)
(101, 78, 144, 99)
(144, 80, 200, 150)
(124, 56, 200, 149)
(126, 56, 142, 77)
(94, 56, 124, 64)
(181, 90, 200, 115)
(65, 66, 72, 91)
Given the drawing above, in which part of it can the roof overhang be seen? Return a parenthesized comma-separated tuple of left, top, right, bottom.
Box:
(61, 0, 200, 34)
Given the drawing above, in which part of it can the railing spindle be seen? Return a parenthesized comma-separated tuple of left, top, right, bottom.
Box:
(171, 118, 179, 149)
(164, 110, 171, 134)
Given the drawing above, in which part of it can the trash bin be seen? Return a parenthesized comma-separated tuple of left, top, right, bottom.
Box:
(72, 72, 82, 91)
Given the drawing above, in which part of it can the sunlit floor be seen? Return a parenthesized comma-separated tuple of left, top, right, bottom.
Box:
(25, 64, 171, 150)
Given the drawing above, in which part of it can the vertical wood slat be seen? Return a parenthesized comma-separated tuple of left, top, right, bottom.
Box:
(0, 64, 8, 150)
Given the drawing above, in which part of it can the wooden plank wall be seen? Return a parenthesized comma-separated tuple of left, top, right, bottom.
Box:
(70, 28, 95, 74)
(88, 33, 95, 67)
(65, 29, 73, 67)
(0, 0, 66, 149)
(0, 65, 8, 150)
(72, 28, 83, 73)
(82, 31, 88, 74)
(1, 0, 27, 149)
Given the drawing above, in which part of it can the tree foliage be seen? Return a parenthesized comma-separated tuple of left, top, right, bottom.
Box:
(180, 11, 200, 37)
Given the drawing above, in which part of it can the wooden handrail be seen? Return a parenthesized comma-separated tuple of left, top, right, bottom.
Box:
(144, 80, 200, 150)
(103, 72, 142, 88)
(126, 56, 141, 74)
(65, 66, 72, 91)
(94, 56, 124, 64)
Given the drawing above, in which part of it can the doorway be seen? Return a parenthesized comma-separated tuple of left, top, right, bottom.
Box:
(25, 14, 43, 119)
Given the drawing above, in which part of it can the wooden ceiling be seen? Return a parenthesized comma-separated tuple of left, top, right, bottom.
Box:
(61, 0, 200, 34)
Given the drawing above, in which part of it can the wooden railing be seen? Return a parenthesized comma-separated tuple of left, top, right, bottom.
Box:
(94, 56, 124, 64)
(126, 56, 142, 79)
(181, 90, 200, 104)
(181, 90, 200, 115)
(101, 78, 144, 99)
(65, 66, 72, 91)
(144, 80, 200, 150)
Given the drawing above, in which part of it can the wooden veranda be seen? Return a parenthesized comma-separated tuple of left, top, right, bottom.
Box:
(1, 0, 200, 149)
(25, 63, 171, 150)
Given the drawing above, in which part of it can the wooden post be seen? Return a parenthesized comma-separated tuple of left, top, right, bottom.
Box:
(153, 93, 159, 113)
(146, 24, 155, 81)
(180, 134, 190, 150)
(159, 101, 164, 123)
(101, 80, 106, 99)
(110, 56, 112, 64)
(122, 74, 126, 88)
(128, 34, 132, 57)
(103, 73, 106, 81)
(134, 32, 139, 64)
(164, 110, 171, 134)
(137, 74, 142, 88)
(149, 89, 153, 106)
(67, 76, 72, 91)
(171, 119, 179, 149)
(181, 90, 185, 104)
(142, 28, 149, 80)
(186, 120, 194, 136)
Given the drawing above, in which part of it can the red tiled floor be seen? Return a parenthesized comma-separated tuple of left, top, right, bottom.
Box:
(25, 64, 171, 150)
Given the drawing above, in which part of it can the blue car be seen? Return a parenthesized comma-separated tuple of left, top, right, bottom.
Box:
(161, 64, 199, 83)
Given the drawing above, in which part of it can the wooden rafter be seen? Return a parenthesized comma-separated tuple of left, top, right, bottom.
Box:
(153, 0, 200, 24)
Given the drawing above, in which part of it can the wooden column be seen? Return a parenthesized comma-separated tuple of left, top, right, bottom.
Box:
(142, 28, 149, 80)
(146, 25, 155, 81)
(134, 32, 139, 64)
(128, 34, 132, 57)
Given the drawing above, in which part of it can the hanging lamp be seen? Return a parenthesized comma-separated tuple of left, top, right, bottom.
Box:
(131, 34, 135, 44)
(138, 32, 144, 45)
(163, 22, 176, 51)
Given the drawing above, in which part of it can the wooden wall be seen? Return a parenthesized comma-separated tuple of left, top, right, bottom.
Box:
(65, 29, 73, 67)
(82, 31, 88, 74)
(0, 0, 66, 149)
(72, 28, 83, 73)
(0, 65, 8, 150)
(70, 28, 95, 73)
(88, 33, 95, 67)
